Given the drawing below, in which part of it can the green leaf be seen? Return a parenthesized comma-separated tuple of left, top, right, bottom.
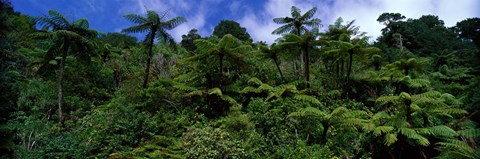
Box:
(373, 126, 394, 136)
(49, 60, 58, 65)
(384, 133, 397, 146)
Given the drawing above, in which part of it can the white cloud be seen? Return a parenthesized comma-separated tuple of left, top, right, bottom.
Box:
(118, 0, 480, 43)
(238, 0, 480, 43)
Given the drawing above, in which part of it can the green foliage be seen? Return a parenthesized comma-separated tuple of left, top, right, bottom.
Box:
(2, 6, 479, 159)
(181, 28, 202, 52)
(182, 126, 246, 159)
(213, 20, 252, 43)
(272, 6, 321, 35)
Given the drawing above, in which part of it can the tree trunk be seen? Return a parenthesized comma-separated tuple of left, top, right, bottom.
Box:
(219, 52, 224, 74)
(142, 30, 156, 89)
(57, 38, 69, 124)
(303, 45, 310, 83)
(404, 99, 413, 125)
(346, 49, 353, 82)
(273, 57, 285, 82)
(321, 123, 330, 144)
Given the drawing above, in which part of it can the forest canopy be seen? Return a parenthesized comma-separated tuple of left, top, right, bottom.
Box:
(1, 1, 479, 158)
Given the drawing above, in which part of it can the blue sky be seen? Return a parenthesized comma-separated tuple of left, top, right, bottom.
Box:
(11, 0, 480, 43)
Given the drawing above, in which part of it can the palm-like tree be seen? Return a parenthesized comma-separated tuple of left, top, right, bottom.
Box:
(257, 43, 285, 82)
(288, 106, 368, 143)
(325, 37, 381, 82)
(31, 10, 96, 123)
(192, 34, 252, 77)
(323, 17, 365, 42)
(371, 91, 468, 158)
(122, 10, 186, 88)
(280, 30, 321, 82)
(387, 58, 429, 76)
(272, 6, 321, 36)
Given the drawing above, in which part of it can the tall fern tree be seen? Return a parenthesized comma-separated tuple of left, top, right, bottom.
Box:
(371, 91, 469, 158)
(272, 6, 321, 36)
(191, 34, 252, 87)
(280, 29, 321, 83)
(31, 10, 96, 123)
(288, 106, 368, 143)
(257, 43, 285, 82)
(122, 10, 186, 88)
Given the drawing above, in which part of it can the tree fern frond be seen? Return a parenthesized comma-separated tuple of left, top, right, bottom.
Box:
(373, 126, 394, 136)
(372, 111, 391, 120)
(258, 84, 273, 91)
(429, 125, 457, 137)
(405, 78, 431, 88)
(164, 17, 187, 30)
(288, 107, 326, 119)
(399, 127, 430, 146)
(121, 23, 150, 34)
(123, 14, 147, 24)
(208, 88, 223, 96)
(47, 10, 70, 29)
(72, 18, 89, 28)
(457, 129, 480, 138)
(293, 94, 321, 105)
(436, 139, 479, 159)
(240, 86, 260, 94)
(384, 133, 398, 146)
(376, 95, 399, 106)
(272, 23, 295, 34)
(247, 77, 263, 86)
(220, 95, 238, 106)
(186, 90, 204, 97)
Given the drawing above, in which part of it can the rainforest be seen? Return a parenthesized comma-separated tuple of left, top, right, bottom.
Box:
(1, 0, 479, 158)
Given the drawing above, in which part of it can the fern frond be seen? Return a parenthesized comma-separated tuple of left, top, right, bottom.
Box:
(247, 77, 263, 86)
(293, 94, 321, 105)
(208, 88, 223, 96)
(384, 133, 398, 146)
(399, 127, 430, 146)
(220, 95, 238, 106)
(436, 139, 479, 159)
(429, 125, 457, 137)
(457, 129, 480, 138)
(186, 90, 204, 97)
(376, 95, 399, 105)
(240, 86, 261, 94)
(288, 107, 326, 119)
(258, 83, 274, 91)
(373, 126, 394, 136)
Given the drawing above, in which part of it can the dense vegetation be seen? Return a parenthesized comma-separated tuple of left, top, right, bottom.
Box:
(1, 1, 479, 158)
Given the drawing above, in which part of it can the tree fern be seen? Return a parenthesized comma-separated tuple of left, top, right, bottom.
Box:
(436, 139, 480, 159)
(457, 129, 480, 138)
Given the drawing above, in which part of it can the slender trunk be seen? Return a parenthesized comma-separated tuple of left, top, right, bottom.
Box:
(346, 50, 353, 82)
(341, 58, 345, 78)
(57, 38, 69, 124)
(303, 45, 310, 83)
(219, 52, 225, 88)
(219, 52, 224, 74)
(404, 99, 413, 125)
(272, 57, 285, 82)
(142, 30, 156, 89)
(113, 70, 120, 88)
(321, 123, 330, 143)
